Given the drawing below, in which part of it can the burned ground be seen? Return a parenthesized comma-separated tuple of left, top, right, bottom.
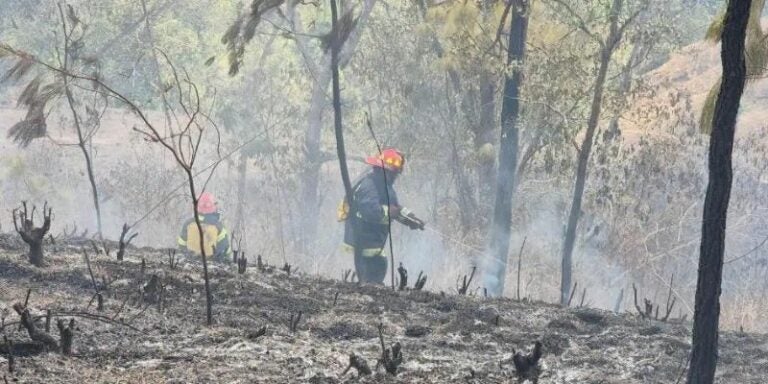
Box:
(0, 243, 765, 383)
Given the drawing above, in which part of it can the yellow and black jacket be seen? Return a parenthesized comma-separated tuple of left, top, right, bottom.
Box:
(177, 213, 232, 261)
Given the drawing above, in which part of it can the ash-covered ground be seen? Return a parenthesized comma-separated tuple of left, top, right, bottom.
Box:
(0, 237, 766, 383)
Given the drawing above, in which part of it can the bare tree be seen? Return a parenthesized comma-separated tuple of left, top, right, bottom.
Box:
(0, 42, 223, 326)
(3, 4, 106, 237)
(550, 0, 646, 305)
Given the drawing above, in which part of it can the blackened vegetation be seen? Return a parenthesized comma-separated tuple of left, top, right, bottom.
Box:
(457, 266, 476, 295)
(281, 263, 294, 276)
(633, 278, 677, 322)
(414, 271, 428, 291)
(512, 341, 543, 383)
(289, 311, 303, 333)
(343, 353, 372, 376)
(342, 269, 356, 283)
(257, 254, 275, 273)
(397, 263, 408, 291)
(12, 303, 59, 352)
(376, 323, 403, 375)
(167, 249, 178, 270)
(238, 255, 248, 274)
(56, 319, 75, 356)
(3, 336, 14, 373)
(116, 223, 138, 262)
(247, 325, 268, 340)
(12, 202, 52, 267)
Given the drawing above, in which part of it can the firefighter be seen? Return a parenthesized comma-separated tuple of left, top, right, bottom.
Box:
(177, 192, 232, 263)
(339, 148, 426, 284)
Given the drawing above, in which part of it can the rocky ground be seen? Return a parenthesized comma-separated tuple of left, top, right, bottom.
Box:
(0, 237, 766, 383)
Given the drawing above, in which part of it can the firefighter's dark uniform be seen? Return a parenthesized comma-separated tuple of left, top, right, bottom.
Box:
(177, 213, 232, 262)
(344, 168, 412, 284)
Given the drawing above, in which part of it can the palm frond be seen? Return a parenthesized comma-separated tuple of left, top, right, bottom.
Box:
(699, 80, 720, 135)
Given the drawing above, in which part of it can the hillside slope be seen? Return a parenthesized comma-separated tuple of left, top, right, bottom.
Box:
(0, 240, 765, 383)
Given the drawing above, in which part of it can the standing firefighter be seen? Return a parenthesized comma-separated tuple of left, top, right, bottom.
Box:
(177, 192, 232, 263)
(339, 148, 426, 284)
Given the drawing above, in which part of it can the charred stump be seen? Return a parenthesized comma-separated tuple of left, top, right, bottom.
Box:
(513, 341, 543, 383)
(343, 353, 372, 376)
(116, 223, 138, 262)
(238, 254, 248, 274)
(12, 202, 52, 267)
(56, 319, 75, 356)
(397, 263, 408, 291)
(12, 303, 58, 351)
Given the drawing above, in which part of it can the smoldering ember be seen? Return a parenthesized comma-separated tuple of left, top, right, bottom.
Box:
(0, 0, 765, 383)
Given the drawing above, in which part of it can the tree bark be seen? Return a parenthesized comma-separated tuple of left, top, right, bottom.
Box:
(687, 1, 750, 383)
(559, 0, 623, 305)
(485, 0, 528, 296)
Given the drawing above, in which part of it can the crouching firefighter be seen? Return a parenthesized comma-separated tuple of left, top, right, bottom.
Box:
(338, 148, 426, 284)
(177, 192, 232, 263)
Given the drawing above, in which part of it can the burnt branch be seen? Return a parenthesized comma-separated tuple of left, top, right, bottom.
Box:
(3, 336, 14, 373)
(414, 271, 427, 291)
(376, 323, 403, 375)
(567, 282, 578, 307)
(116, 223, 138, 261)
(12, 303, 58, 351)
(457, 266, 476, 295)
(167, 249, 178, 270)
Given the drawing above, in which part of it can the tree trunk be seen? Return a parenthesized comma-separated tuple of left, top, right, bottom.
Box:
(235, 152, 248, 239)
(58, 4, 103, 239)
(299, 72, 330, 252)
(477, 75, 497, 213)
(485, 0, 528, 296)
(687, 1, 750, 382)
(560, 0, 623, 305)
(296, 0, 377, 252)
(29, 242, 44, 268)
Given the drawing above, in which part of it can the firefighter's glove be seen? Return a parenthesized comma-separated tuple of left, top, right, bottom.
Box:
(388, 204, 402, 218)
(404, 213, 426, 231)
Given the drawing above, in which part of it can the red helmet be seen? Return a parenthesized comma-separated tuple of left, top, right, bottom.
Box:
(197, 192, 217, 214)
(365, 148, 405, 173)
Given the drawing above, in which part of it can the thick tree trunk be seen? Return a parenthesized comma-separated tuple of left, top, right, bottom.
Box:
(560, 0, 623, 305)
(687, 1, 750, 383)
(485, 0, 528, 296)
(28, 242, 44, 267)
